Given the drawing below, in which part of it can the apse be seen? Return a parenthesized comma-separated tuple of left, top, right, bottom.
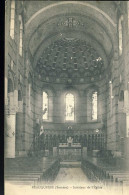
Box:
(36, 38, 105, 84)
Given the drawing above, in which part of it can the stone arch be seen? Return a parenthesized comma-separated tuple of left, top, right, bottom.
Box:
(8, 71, 14, 91)
(84, 84, 99, 96)
(42, 84, 56, 97)
(26, 1, 116, 28)
(119, 90, 124, 101)
(63, 85, 79, 95)
(25, 1, 117, 68)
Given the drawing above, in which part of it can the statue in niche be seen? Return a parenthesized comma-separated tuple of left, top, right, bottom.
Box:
(67, 136, 73, 146)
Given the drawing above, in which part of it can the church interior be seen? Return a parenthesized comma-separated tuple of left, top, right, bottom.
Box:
(5, 0, 129, 190)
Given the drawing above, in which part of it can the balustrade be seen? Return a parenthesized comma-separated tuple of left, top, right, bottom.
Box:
(28, 129, 106, 157)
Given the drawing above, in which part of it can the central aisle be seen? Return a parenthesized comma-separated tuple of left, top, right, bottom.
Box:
(54, 168, 90, 184)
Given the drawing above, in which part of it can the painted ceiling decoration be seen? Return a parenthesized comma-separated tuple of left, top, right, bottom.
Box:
(36, 38, 105, 84)
(57, 17, 84, 28)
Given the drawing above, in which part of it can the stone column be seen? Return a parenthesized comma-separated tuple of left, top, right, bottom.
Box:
(16, 112, 24, 156)
(20, 52, 29, 156)
(5, 1, 10, 106)
(14, 89, 18, 108)
(5, 114, 16, 158)
(54, 91, 63, 123)
(53, 147, 58, 157)
(123, 90, 129, 170)
(77, 91, 84, 123)
(82, 147, 87, 160)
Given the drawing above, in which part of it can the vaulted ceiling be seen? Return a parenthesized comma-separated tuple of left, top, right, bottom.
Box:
(36, 38, 104, 84)
(24, 1, 118, 84)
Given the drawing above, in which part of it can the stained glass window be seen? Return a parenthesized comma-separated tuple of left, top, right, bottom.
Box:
(66, 93, 74, 121)
(19, 15, 23, 56)
(42, 92, 48, 120)
(8, 79, 13, 93)
(10, 0, 15, 39)
(92, 91, 97, 120)
(28, 83, 31, 110)
(119, 15, 123, 55)
(128, 2, 129, 34)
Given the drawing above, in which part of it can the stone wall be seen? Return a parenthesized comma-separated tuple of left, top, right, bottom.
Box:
(106, 2, 129, 159)
(5, 1, 35, 157)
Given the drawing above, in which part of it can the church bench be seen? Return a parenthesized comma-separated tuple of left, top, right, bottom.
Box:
(5, 177, 39, 185)
(108, 172, 129, 177)
(116, 177, 129, 183)
(6, 181, 35, 185)
(5, 157, 60, 185)
(82, 158, 117, 180)
(115, 178, 129, 191)
(42, 159, 60, 181)
(107, 175, 129, 186)
(121, 180, 129, 188)
(104, 171, 129, 184)
(105, 170, 127, 175)
(81, 159, 104, 181)
(5, 171, 43, 179)
(5, 177, 39, 181)
(5, 174, 41, 180)
(99, 170, 129, 185)
(5, 171, 43, 175)
(81, 158, 129, 186)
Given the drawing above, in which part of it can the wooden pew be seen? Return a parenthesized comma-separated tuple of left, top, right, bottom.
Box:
(81, 157, 129, 188)
(5, 157, 60, 185)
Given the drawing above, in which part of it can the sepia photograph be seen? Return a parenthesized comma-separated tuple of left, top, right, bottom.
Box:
(4, 0, 129, 195)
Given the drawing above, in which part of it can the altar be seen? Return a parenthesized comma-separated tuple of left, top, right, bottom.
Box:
(58, 143, 82, 161)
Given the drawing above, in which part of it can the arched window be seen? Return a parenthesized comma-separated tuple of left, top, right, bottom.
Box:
(128, 2, 129, 33)
(119, 15, 123, 56)
(10, 0, 15, 39)
(8, 78, 14, 108)
(18, 90, 22, 101)
(28, 83, 31, 111)
(8, 78, 13, 93)
(42, 92, 48, 120)
(18, 89, 23, 112)
(109, 80, 114, 114)
(19, 15, 23, 56)
(92, 91, 97, 120)
(66, 93, 74, 121)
